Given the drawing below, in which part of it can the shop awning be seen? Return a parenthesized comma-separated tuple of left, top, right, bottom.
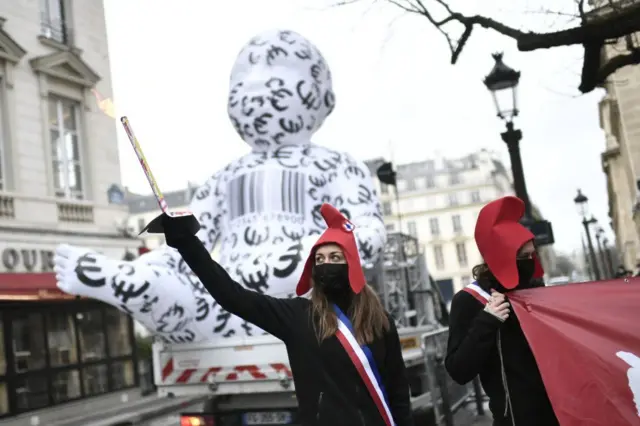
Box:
(0, 273, 79, 301)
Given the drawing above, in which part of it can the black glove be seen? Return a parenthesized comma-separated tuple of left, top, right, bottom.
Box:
(159, 213, 201, 248)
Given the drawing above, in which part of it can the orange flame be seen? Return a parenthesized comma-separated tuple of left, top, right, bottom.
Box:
(91, 89, 116, 119)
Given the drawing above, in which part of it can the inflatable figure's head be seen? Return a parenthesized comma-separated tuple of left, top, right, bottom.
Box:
(474, 196, 544, 289)
(227, 29, 336, 151)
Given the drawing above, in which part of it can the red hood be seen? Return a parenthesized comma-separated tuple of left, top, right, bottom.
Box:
(474, 196, 544, 289)
(296, 203, 365, 296)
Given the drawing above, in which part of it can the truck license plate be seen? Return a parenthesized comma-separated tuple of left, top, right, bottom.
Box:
(243, 411, 292, 425)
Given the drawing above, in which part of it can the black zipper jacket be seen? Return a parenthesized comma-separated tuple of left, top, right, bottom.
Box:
(445, 278, 559, 426)
(172, 234, 414, 426)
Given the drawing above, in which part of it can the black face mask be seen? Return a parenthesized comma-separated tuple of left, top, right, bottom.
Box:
(516, 258, 536, 288)
(312, 263, 351, 301)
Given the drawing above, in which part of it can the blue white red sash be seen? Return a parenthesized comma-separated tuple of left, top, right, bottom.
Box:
(462, 281, 491, 306)
(333, 305, 395, 426)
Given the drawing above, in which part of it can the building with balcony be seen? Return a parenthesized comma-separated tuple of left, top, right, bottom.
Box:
(592, 0, 640, 271)
(0, 1, 139, 418)
(366, 150, 556, 303)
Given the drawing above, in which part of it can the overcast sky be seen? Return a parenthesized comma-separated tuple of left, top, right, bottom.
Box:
(103, 0, 612, 255)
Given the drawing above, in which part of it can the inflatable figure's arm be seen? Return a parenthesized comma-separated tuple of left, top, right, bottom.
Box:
(333, 154, 387, 265)
(54, 174, 226, 344)
(172, 234, 300, 342)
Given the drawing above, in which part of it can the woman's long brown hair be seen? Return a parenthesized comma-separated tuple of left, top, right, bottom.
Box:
(310, 282, 390, 345)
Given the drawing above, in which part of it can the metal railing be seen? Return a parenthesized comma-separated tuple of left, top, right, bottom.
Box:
(422, 328, 485, 426)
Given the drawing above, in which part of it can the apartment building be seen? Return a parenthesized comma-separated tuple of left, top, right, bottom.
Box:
(0, 1, 138, 418)
(367, 150, 544, 301)
(594, 0, 640, 271)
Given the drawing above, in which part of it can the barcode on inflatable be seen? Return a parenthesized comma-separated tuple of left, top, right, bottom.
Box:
(228, 170, 306, 219)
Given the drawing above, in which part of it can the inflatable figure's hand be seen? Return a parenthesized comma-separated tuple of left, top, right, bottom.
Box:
(54, 244, 207, 343)
(55, 244, 113, 296)
(616, 351, 640, 416)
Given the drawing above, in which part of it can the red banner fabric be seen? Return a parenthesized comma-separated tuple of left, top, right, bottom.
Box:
(509, 278, 640, 426)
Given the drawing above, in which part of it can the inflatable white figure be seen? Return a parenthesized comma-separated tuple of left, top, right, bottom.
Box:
(616, 351, 640, 417)
(54, 29, 387, 343)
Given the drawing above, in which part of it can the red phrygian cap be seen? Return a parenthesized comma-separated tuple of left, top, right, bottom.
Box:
(474, 196, 544, 289)
(296, 203, 366, 296)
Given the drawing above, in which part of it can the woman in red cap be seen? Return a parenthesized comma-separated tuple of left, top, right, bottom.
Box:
(445, 196, 559, 426)
(161, 203, 413, 426)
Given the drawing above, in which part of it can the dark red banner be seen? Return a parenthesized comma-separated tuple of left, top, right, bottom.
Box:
(510, 278, 640, 426)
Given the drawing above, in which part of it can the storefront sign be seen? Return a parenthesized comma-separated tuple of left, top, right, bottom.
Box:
(1, 248, 55, 273)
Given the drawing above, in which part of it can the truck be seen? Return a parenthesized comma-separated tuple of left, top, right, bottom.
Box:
(151, 232, 454, 426)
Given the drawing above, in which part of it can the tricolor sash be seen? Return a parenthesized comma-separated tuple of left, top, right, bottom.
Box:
(333, 305, 396, 426)
(462, 281, 491, 305)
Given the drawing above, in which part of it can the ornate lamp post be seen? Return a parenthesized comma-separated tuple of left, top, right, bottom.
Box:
(484, 53, 532, 219)
(574, 189, 601, 280)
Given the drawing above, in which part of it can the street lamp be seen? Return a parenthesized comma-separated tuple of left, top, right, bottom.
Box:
(595, 227, 609, 278)
(601, 235, 616, 279)
(573, 189, 601, 280)
(484, 53, 532, 221)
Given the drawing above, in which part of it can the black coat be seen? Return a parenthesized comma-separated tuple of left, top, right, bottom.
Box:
(445, 279, 559, 426)
(173, 235, 414, 426)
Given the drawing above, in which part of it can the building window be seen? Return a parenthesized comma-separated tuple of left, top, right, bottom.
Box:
(12, 313, 47, 373)
(452, 214, 462, 233)
(77, 309, 107, 362)
(456, 242, 468, 267)
(380, 183, 389, 194)
(397, 179, 407, 191)
(0, 79, 5, 191)
(0, 320, 5, 375)
(82, 364, 108, 397)
(14, 376, 49, 412)
(406, 178, 416, 191)
(429, 217, 440, 236)
(46, 311, 78, 367)
(0, 382, 7, 415)
(106, 307, 133, 357)
(425, 175, 435, 189)
(433, 245, 445, 270)
(49, 97, 85, 200)
(111, 360, 136, 390)
(407, 221, 417, 237)
(471, 190, 481, 203)
(382, 201, 392, 216)
(51, 369, 81, 403)
(386, 223, 395, 232)
(449, 173, 462, 185)
(138, 217, 146, 233)
(448, 193, 459, 206)
(40, 0, 69, 44)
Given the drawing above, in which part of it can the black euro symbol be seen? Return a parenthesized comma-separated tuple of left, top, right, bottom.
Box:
(345, 165, 365, 180)
(282, 225, 303, 242)
(273, 243, 303, 279)
(75, 253, 106, 288)
(266, 45, 288, 65)
(348, 184, 373, 205)
(296, 80, 321, 111)
(244, 227, 270, 246)
(309, 175, 327, 188)
(253, 113, 273, 135)
(279, 115, 304, 134)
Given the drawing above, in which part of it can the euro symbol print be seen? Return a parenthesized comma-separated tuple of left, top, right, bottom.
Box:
(616, 351, 640, 417)
(74, 253, 106, 288)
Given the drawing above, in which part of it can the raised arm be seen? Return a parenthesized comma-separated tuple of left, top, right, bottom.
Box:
(164, 222, 302, 342)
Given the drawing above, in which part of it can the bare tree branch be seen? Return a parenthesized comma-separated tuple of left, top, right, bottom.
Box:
(337, 0, 640, 93)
